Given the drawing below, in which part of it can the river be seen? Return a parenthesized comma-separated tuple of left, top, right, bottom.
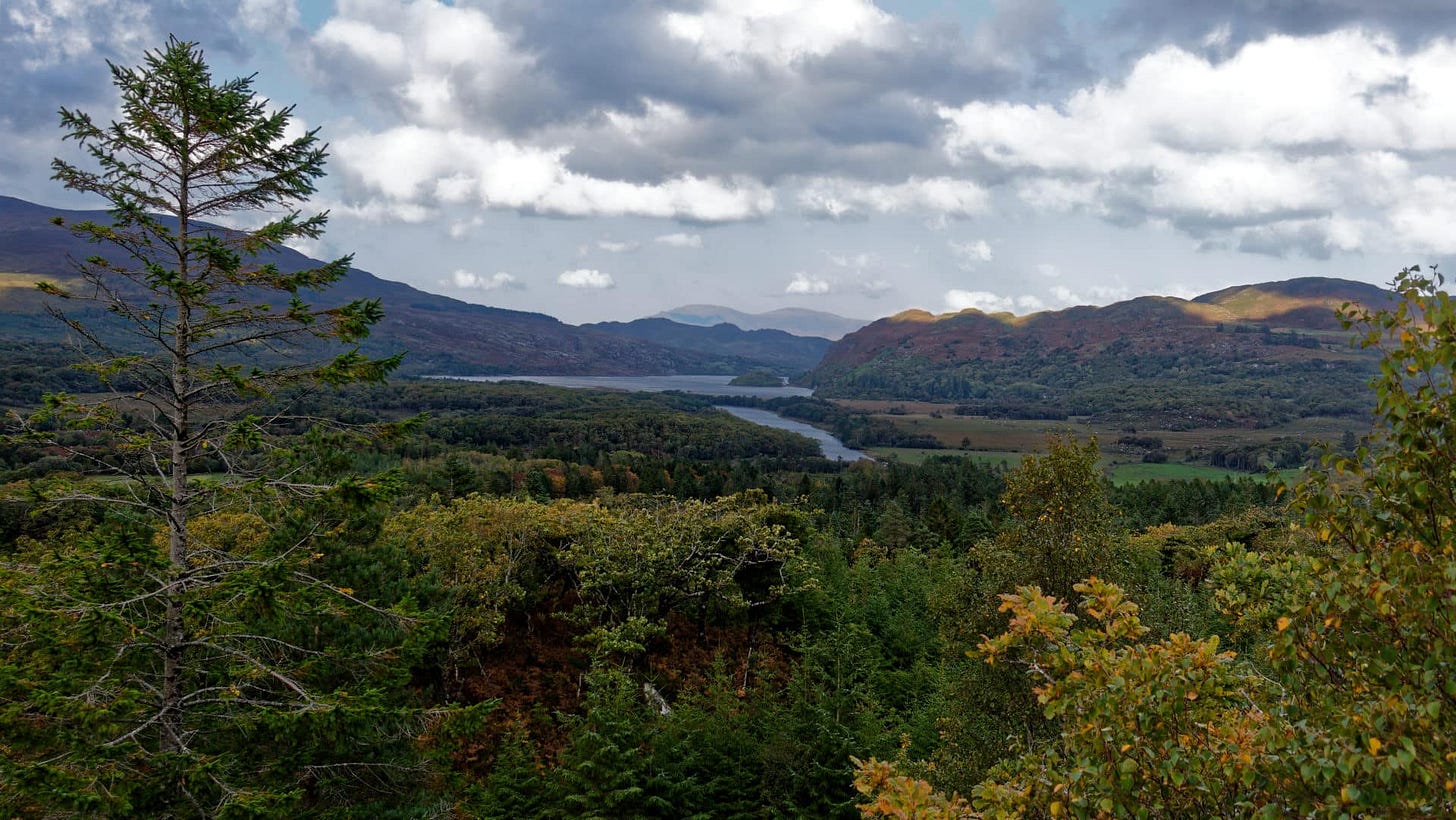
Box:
(438, 374, 869, 461)
(714, 406, 869, 462)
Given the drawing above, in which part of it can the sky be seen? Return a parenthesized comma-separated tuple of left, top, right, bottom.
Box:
(4, 1, 1456, 325)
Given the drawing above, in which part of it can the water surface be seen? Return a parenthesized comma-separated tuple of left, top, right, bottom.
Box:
(442, 374, 814, 399)
(715, 406, 869, 462)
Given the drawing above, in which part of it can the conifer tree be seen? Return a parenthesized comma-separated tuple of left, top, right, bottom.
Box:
(1, 38, 417, 816)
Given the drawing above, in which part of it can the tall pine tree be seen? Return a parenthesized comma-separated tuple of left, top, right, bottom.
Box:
(0, 38, 435, 817)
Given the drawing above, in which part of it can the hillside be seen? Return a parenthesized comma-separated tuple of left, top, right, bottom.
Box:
(652, 304, 868, 340)
(583, 318, 831, 374)
(809, 279, 1393, 427)
(0, 195, 772, 377)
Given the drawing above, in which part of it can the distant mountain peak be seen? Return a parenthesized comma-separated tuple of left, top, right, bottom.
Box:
(651, 304, 869, 340)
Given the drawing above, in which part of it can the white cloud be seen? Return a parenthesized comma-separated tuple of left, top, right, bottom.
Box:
(662, 0, 895, 68)
(448, 215, 484, 240)
(944, 290, 1041, 314)
(452, 270, 521, 290)
(786, 272, 832, 294)
(799, 176, 990, 220)
(1049, 285, 1080, 305)
(654, 232, 703, 248)
(334, 126, 776, 222)
(1048, 283, 1129, 307)
(938, 28, 1456, 256)
(949, 239, 993, 267)
(860, 279, 892, 298)
(945, 289, 1014, 313)
(603, 98, 693, 145)
(597, 239, 639, 253)
(558, 268, 615, 289)
(328, 197, 434, 224)
(311, 0, 531, 129)
(1036, 263, 1060, 278)
(1389, 175, 1456, 254)
(827, 251, 876, 269)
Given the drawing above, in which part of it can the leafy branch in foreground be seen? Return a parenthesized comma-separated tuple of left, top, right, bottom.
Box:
(856, 268, 1456, 818)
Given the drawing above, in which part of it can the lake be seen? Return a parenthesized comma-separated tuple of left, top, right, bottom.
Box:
(437, 374, 868, 461)
(441, 374, 815, 399)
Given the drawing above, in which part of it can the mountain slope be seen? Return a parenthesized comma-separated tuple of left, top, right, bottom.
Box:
(809, 279, 1393, 426)
(652, 304, 868, 340)
(0, 195, 767, 376)
(585, 318, 831, 374)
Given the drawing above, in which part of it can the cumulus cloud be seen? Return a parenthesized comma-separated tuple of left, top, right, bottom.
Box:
(558, 269, 615, 289)
(1108, 0, 1456, 52)
(943, 289, 1046, 314)
(333, 126, 776, 222)
(597, 240, 639, 253)
(949, 239, 994, 267)
(661, 0, 896, 69)
(452, 270, 521, 290)
(299, 0, 1054, 228)
(799, 176, 990, 220)
(939, 28, 1456, 256)
(309, 0, 532, 130)
(0, 0, 296, 196)
(786, 272, 832, 294)
(1049, 283, 1130, 307)
(655, 232, 703, 248)
(944, 289, 1014, 313)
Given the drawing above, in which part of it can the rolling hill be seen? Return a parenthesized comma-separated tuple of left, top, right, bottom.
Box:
(0, 195, 788, 377)
(808, 280, 1395, 427)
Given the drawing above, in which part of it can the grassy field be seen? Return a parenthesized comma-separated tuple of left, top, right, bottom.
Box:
(867, 447, 1028, 466)
(843, 398, 1359, 481)
(1104, 463, 1303, 485)
(866, 445, 1300, 484)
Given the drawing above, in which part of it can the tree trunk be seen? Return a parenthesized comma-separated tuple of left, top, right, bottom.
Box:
(160, 182, 192, 753)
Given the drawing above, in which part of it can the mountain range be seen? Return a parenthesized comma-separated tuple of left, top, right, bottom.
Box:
(808, 277, 1392, 425)
(0, 194, 1402, 424)
(651, 304, 868, 340)
(0, 196, 827, 377)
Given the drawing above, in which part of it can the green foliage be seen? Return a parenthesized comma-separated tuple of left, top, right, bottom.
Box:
(384, 492, 813, 667)
(973, 578, 1271, 818)
(547, 669, 668, 819)
(853, 757, 974, 819)
(1209, 266, 1456, 815)
(0, 38, 436, 816)
(980, 436, 1120, 602)
(811, 334, 1378, 426)
(865, 268, 1456, 817)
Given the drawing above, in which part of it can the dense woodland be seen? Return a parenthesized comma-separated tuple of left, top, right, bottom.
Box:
(810, 334, 1380, 427)
(4, 39, 1455, 819)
